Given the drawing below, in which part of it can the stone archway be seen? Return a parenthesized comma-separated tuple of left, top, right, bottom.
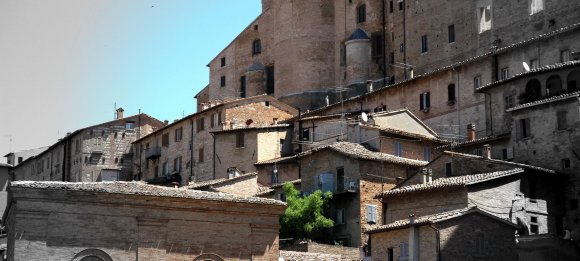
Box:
(546, 75, 563, 96)
(193, 253, 225, 261)
(72, 249, 113, 261)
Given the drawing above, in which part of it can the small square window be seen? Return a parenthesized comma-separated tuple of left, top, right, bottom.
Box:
(253, 24, 258, 30)
(562, 158, 571, 169)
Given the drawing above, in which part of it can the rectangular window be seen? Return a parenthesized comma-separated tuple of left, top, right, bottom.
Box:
(162, 133, 169, 147)
(419, 92, 431, 111)
(162, 161, 169, 175)
(220, 57, 226, 67)
(240, 76, 247, 98)
(398, 0, 404, 11)
(561, 49, 571, 63)
(563, 158, 571, 169)
(173, 157, 182, 172)
(210, 113, 215, 128)
(448, 84, 456, 102)
(357, 4, 366, 23)
(529, 177, 537, 199)
(389, 0, 394, 13)
(423, 146, 432, 161)
(421, 35, 428, 53)
(445, 162, 453, 176)
(340, 43, 346, 66)
(390, 52, 395, 65)
(388, 248, 394, 261)
(301, 128, 310, 141)
(400, 243, 409, 258)
(198, 148, 204, 163)
(504, 94, 514, 110)
(501, 67, 509, 80)
(337, 167, 345, 191)
(280, 139, 285, 155)
(266, 66, 275, 95)
(517, 118, 531, 139)
(371, 33, 385, 60)
(174, 127, 183, 142)
(474, 76, 481, 91)
(478, 5, 492, 33)
(448, 24, 455, 43)
(502, 148, 514, 161)
(530, 0, 544, 15)
(399, 43, 405, 53)
(394, 141, 403, 157)
(197, 118, 205, 132)
(530, 216, 539, 234)
(125, 121, 136, 130)
(366, 204, 377, 224)
(557, 111, 568, 130)
(236, 132, 245, 148)
(220, 76, 226, 87)
(217, 112, 222, 126)
(252, 39, 261, 55)
(336, 208, 345, 225)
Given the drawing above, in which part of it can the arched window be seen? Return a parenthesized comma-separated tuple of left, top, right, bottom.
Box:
(567, 70, 580, 93)
(523, 79, 541, 103)
(546, 75, 563, 96)
(252, 39, 261, 55)
(193, 253, 225, 261)
(72, 249, 113, 261)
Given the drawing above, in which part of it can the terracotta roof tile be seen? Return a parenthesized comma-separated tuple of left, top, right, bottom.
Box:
(375, 168, 525, 198)
(186, 172, 258, 189)
(11, 181, 285, 206)
(506, 91, 580, 112)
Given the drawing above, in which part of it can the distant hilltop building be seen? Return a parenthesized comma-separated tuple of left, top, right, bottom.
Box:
(11, 108, 164, 182)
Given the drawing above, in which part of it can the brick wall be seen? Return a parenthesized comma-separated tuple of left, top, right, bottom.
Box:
(7, 188, 284, 261)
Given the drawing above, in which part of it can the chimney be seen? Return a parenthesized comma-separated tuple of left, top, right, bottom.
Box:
(467, 123, 476, 141)
(422, 169, 434, 184)
(116, 107, 124, 120)
(483, 144, 491, 159)
(273, 118, 279, 125)
(163, 120, 169, 126)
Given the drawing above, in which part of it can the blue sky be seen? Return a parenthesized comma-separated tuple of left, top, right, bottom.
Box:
(0, 0, 262, 158)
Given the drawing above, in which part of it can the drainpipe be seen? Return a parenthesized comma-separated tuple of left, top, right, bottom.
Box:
(382, 0, 387, 85)
(211, 132, 216, 180)
(190, 118, 195, 183)
(428, 225, 441, 261)
(403, 0, 407, 80)
(298, 109, 303, 153)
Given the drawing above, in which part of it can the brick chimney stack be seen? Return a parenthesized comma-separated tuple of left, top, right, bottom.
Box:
(467, 123, 476, 141)
(116, 107, 124, 120)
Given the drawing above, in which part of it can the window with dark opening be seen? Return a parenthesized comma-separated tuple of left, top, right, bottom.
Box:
(220, 57, 226, 67)
(220, 76, 226, 87)
(357, 4, 366, 23)
(518, 118, 531, 140)
(448, 84, 456, 102)
(445, 162, 452, 176)
(398, 0, 404, 11)
(419, 92, 430, 111)
(236, 132, 245, 148)
(240, 76, 246, 98)
(266, 66, 275, 94)
(389, 0, 394, 13)
(252, 39, 261, 55)
(421, 35, 428, 53)
(448, 24, 455, 43)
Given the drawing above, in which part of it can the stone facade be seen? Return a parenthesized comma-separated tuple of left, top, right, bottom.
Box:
(213, 125, 292, 180)
(368, 209, 518, 261)
(12, 112, 164, 183)
(3, 146, 48, 167)
(4, 181, 285, 261)
(297, 143, 426, 247)
(133, 95, 297, 185)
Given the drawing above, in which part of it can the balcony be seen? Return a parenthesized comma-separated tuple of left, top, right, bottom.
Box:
(336, 177, 359, 194)
(145, 147, 161, 159)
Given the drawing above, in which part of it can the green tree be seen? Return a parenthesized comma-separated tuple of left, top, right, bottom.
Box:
(279, 182, 334, 239)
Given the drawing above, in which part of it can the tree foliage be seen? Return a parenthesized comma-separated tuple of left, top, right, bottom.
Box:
(279, 182, 334, 239)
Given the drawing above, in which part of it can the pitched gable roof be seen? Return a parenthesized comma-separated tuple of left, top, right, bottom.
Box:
(375, 168, 525, 199)
(365, 207, 517, 234)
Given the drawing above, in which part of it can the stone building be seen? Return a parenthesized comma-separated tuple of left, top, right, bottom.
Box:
(187, 172, 266, 198)
(3, 146, 48, 167)
(366, 207, 519, 261)
(3, 181, 285, 261)
(12, 110, 163, 183)
(0, 163, 11, 221)
(212, 124, 292, 180)
(297, 142, 427, 247)
(132, 95, 297, 185)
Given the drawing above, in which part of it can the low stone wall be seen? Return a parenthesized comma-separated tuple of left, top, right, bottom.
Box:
(280, 250, 346, 261)
(280, 241, 360, 260)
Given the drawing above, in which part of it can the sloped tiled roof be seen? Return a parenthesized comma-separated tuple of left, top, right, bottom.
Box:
(255, 155, 298, 165)
(506, 91, 580, 112)
(379, 127, 448, 143)
(435, 133, 510, 150)
(477, 61, 580, 92)
(0, 163, 12, 168)
(442, 151, 557, 173)
(11, 181, 285, 206)
(186, 173, 258, 189)
(375, 168, 525, 198)
(365, 207, 517, 234)
(211, 124, 290, 134)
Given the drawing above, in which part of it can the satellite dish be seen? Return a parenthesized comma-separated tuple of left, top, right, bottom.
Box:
(522, 62, 530, 72)
(361, 112, 368, 123)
